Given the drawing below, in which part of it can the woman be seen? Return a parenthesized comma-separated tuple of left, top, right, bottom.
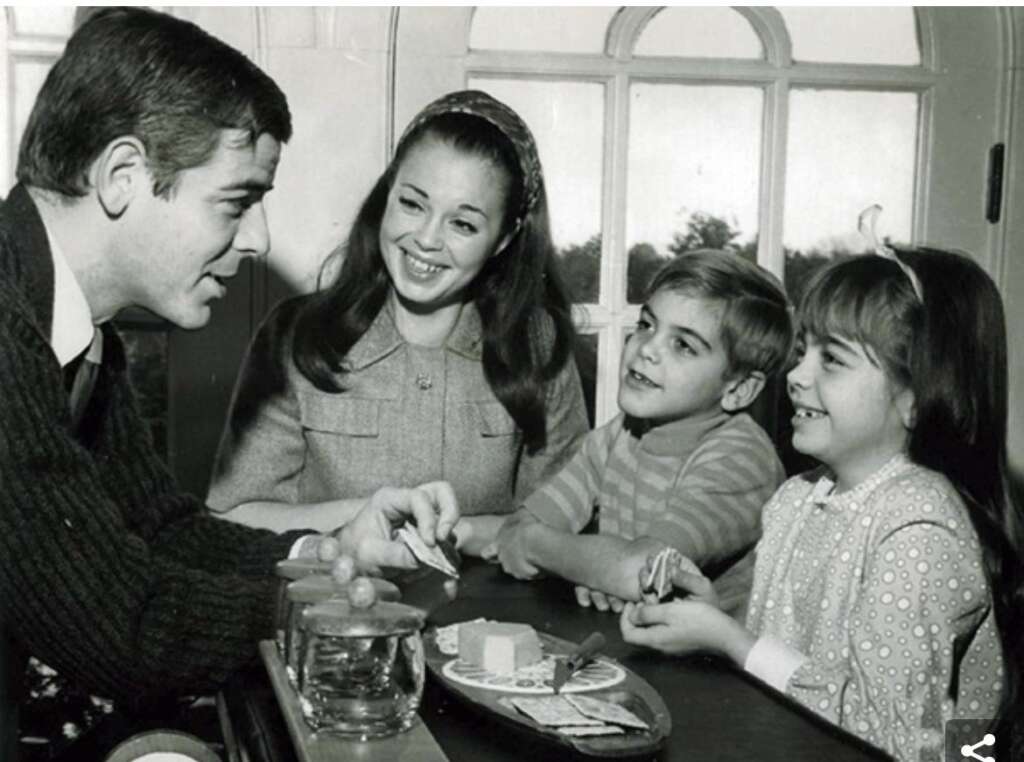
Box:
(207, 90, 588, 554)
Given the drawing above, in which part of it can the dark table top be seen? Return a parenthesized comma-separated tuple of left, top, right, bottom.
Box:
(419, 560, 891, 762)
(234, 561, 891, 762)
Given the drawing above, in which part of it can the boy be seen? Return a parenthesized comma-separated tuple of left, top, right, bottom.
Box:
(493, 250, 792, 611)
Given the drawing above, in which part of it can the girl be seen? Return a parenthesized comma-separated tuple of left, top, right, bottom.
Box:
(620, 248, 1023, 761)
(207, 90, 588, 553)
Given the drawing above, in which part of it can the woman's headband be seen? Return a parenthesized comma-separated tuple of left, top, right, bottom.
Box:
(398, 89, 544, 227)
(857, 205, 923, 302)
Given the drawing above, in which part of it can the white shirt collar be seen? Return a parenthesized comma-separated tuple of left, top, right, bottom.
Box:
(48, 226, 96, 367)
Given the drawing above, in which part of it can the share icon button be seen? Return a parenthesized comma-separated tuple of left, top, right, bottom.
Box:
(946, 720, 1007, 762)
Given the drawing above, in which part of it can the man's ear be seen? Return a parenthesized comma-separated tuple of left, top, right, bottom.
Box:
(92, 137, 148, 220)
(721, 371, 766, 413)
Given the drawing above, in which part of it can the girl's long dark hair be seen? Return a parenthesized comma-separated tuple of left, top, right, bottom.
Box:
(291, 112, 576, 453)
(801, 250, 1023, 740)
(900, 248, 1023, 741)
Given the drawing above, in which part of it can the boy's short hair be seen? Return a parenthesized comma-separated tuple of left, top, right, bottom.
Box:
(17, 7, 292, 199)
(646, 249, 793, 378)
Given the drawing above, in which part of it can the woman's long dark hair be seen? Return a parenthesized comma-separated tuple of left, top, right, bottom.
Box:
(800, 250, 1023, 740)
(291, 112, 576, 453)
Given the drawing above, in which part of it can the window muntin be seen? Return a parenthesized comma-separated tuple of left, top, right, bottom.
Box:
(634, 7, 762, 60)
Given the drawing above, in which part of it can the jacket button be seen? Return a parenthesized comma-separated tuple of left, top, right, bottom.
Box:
(415, 373, 433, 390)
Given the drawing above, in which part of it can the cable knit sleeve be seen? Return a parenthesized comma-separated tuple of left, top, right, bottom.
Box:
(0, 308, 295, 702)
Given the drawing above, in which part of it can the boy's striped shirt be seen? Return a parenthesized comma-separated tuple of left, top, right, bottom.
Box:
(522, 411, 784, 571)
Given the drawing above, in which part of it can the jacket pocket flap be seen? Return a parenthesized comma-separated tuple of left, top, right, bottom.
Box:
(475, 401, 517, 437)
(299, 392, 379, 437)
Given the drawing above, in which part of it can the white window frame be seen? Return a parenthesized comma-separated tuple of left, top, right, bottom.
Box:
(411, 7, 941, 426)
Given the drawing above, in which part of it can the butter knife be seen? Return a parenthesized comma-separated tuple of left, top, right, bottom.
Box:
(552, 632, 606, 693)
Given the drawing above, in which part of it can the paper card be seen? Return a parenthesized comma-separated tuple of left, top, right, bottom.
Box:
(509, 696, 604, 727)
(397, 524, 458, 578)
(558, 725, 625, 737)
(643, 548, 665, 592)
(565, 695, 650, 730)
(644, 548, 676, 600)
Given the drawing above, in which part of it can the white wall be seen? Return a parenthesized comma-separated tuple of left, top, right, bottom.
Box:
(175, 6, 395, 294)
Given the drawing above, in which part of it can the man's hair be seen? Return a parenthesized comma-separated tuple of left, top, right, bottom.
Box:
(645, 249, 794, 379)
(17, 7, 292, 197)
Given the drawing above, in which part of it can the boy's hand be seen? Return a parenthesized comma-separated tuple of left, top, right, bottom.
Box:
(574, 585, 626, 613)
(494, 510, 542, 580)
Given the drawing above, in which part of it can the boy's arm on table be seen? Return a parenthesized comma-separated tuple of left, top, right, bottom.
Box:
(496, 510, 664, 601)
(453, 514, 510, 557)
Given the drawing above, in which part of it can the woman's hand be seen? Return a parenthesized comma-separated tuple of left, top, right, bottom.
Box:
(335, 481, 459, 574)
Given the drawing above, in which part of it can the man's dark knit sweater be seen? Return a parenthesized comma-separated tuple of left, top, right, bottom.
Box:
(0, 185, 308, 707)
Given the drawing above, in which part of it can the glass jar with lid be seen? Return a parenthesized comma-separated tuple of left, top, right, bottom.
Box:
(297, 595, 426, 738)
(281, 574, 399, 684)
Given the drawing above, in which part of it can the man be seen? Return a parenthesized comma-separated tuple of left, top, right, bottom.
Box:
(0, 8, 457, 760)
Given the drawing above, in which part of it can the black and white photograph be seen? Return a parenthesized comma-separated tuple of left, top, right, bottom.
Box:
(0, 6, 1021, 762)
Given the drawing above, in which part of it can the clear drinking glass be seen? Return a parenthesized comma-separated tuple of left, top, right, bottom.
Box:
(297, 599, 426, 738)
(273, 559, 333, 658)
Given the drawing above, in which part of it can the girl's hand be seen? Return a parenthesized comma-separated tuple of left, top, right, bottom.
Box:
(619, 600, 756, 664)
(637, 552, 717, 608)
(669, 566, 719, 608)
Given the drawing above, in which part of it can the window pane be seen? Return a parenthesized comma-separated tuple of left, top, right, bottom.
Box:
(470, 77, 604, 304)
(635, 7, 762, 60)
(784, 89, 918, 302)
(470, 7, 618, 54)
(627, 83, 762, 303)
(10, 7, 76, 37)
(779, 7, 920, 66)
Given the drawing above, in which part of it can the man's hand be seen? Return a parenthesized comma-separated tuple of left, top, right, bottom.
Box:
(574, 585, 626, 613)
(335, 481, 458, 574)
(493, 509, 543, 579)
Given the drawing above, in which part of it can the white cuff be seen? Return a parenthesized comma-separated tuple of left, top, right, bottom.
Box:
(288, 534, 319, 559)
(743, 635, 807, 692)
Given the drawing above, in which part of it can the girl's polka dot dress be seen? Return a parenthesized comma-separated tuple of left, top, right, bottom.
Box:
(746, 455, 1002, 761)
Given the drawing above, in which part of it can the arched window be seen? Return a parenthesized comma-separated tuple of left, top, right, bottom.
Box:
(391, 6, 999, 429)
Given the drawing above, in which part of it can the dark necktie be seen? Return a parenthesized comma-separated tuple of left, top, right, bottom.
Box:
(66, 329, 102, 430)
